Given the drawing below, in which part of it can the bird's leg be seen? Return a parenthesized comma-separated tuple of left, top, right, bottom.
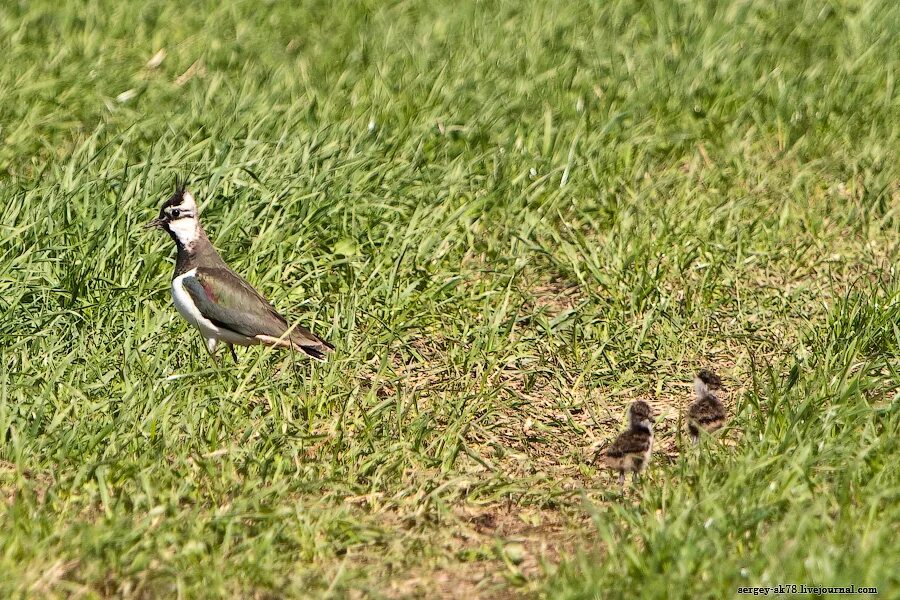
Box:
(204, 337, 220, 365)
(618, 471, 626, 488)
(228, 343, 238, 363)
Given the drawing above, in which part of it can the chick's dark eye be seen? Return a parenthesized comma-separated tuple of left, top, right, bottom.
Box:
(170, 208, 180, 218)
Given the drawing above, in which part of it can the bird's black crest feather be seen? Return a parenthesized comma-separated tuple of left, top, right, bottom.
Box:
(175, 173, 188, 196)
(161, 177, 188, 212)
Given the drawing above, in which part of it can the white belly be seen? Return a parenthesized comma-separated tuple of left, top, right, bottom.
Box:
(171, 269, 257, 345)
(172, 269, 211, 332)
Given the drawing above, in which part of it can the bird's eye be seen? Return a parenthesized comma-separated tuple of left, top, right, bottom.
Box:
(170, 208, 181, 218)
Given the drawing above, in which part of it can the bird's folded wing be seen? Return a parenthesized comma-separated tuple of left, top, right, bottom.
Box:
(604, 431, 651, 457)
(182, 267, 305, 341)
(689, 398, 726, 423)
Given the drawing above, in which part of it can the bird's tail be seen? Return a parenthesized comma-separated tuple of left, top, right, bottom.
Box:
(593, 446, 613, 466)
(289, 326, 334, 361)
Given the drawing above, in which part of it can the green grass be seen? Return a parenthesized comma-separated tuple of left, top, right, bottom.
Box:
(1, 0, 898, 597)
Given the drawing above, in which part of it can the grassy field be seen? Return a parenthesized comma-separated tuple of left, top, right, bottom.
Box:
(1, 0, 898, 597)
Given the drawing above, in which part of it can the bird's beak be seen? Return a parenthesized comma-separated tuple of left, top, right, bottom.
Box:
(145, 217, 165, 230)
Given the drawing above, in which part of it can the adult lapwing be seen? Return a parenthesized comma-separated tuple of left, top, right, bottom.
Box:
(146, 184, 333, 362)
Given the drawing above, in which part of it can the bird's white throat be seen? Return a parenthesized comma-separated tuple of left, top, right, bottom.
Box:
(168, 216, 201, 248)
(694, 377, 710, 399)
(166, 190, 201, 249)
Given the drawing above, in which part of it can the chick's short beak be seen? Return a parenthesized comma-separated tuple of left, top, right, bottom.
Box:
(145, 217, 165, 230)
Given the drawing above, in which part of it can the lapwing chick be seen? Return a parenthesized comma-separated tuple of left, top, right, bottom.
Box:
(687, 369, 726, 444)
(596, 400, 655, 487)
(146, 184, 334, 362)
